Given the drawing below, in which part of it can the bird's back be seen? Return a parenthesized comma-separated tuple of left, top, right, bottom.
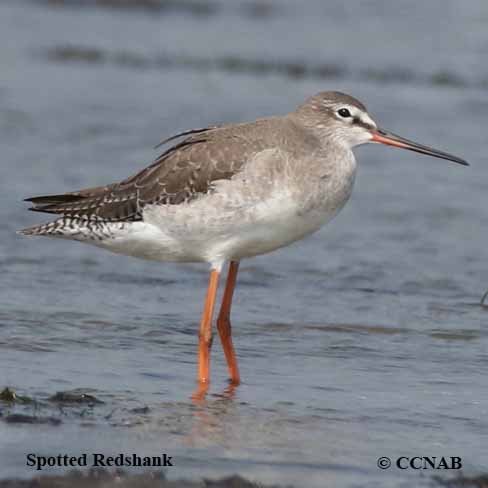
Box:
(22, 115, 317, 226)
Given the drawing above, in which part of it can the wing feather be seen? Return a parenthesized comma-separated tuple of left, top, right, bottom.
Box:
(24, 123, 262, 222)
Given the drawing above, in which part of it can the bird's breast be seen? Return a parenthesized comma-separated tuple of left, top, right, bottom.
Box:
(292, 149, 357, 220)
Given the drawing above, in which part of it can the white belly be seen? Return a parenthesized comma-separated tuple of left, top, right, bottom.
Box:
(93, 179, 353, 270)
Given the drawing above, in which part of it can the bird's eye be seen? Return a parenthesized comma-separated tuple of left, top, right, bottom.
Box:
(337, 108, 352, 118)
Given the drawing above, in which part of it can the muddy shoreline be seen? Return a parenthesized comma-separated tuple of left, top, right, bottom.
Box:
(0, 470, 288, 488)
(2, 469, 487, 488)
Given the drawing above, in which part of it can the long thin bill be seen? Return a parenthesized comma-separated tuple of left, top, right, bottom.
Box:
(371, 128, 468, 166)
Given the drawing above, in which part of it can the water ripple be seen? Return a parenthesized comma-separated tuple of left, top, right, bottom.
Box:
(42, 46, 481, 90)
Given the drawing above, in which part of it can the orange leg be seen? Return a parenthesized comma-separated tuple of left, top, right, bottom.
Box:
(196, 269, 220, 386)
(216, 261, 241, 385)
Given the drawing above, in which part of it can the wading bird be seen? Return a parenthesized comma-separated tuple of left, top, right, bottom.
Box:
(20, 91, 467, 397)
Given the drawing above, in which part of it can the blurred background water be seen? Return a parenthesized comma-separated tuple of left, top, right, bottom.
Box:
(0, 1, 487, 487)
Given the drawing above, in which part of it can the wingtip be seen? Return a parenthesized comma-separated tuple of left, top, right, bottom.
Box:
(154, 125, 220, 150)
(26, 205, 44, 212)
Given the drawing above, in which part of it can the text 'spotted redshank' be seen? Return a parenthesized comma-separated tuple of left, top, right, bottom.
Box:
(20, 91, 468, 398)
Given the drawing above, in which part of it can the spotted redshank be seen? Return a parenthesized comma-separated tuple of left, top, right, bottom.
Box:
(20, 91, 468, 395)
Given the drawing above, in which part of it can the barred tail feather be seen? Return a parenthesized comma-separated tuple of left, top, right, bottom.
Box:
(18, 217, 126, 242)
(18, 219, 73, 237)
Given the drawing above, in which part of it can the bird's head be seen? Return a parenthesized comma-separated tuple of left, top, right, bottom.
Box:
(295, 91, 468, 166)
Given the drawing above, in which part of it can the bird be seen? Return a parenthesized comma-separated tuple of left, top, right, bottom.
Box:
(19, 91, 468, 397)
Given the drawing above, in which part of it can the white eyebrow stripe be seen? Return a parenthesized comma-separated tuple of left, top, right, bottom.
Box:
(346, 107, 376, 127)
(359, 113, 377, 128)
(333, 104, 361, 115)
(332, 104, 377, 128)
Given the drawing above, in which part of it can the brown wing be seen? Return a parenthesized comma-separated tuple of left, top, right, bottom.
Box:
(25, 124, 263, 222)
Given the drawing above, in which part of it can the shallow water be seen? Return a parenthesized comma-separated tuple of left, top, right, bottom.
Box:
(1, 1, 487, 487)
